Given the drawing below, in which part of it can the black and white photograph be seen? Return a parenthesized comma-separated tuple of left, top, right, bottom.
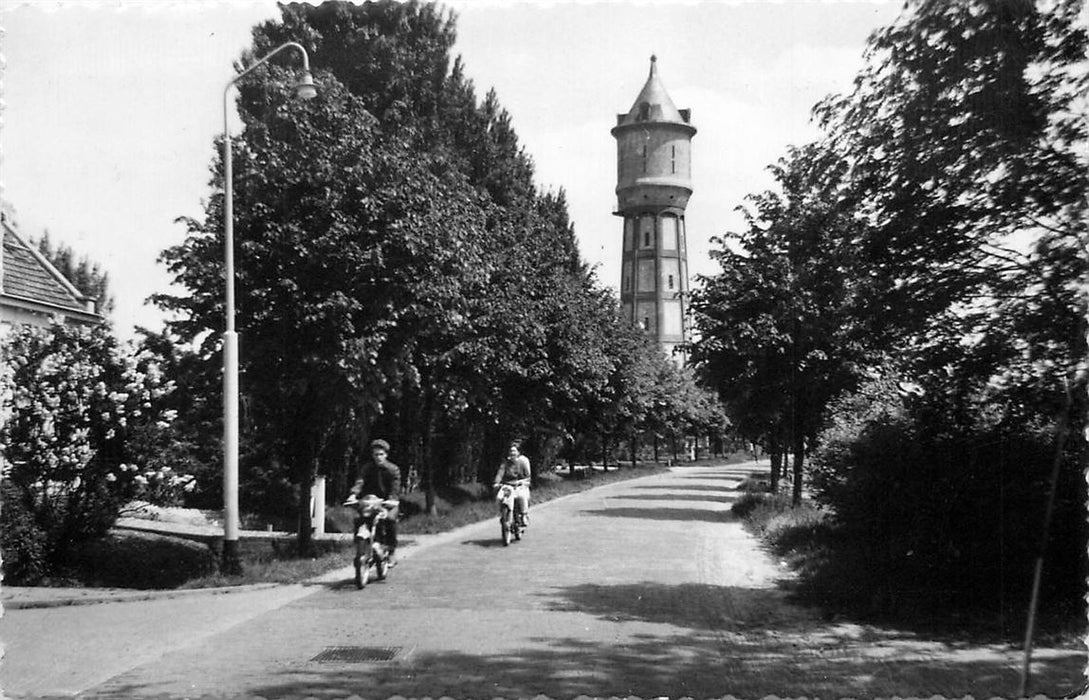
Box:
(1, 1, 1086, 698)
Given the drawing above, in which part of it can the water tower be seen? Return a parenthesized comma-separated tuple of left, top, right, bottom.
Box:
(612, 56, 695, 361)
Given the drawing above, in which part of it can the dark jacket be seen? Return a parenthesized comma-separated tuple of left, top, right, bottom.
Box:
(350, 460, 401, 500)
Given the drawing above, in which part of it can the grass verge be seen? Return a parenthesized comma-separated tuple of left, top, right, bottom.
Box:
(178, 539, 350, 589)
(731, 490, 831, 571)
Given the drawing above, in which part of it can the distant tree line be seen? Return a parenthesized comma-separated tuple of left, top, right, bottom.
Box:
(690, 0, 1086, 622)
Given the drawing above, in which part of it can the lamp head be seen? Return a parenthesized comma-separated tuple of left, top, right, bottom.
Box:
(294, 70, 317, 100)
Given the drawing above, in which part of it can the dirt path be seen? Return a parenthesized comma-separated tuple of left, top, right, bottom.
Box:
(15, 462, 1087, 699)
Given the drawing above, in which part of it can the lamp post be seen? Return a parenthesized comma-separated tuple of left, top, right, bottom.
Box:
(221, 42, 316, 574)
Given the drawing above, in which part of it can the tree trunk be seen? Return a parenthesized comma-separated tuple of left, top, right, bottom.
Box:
(601, 432, 608, 472)
(630, 432, 637, 469)
(791, 434, 805, 507)
(770, 449, 782, 493)
(422, 398, 438, 516)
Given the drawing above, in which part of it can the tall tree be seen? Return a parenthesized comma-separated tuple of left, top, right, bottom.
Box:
(690, 144, 876, 504)
(157, 62, 491, 544)
(252, 1, 611, 490)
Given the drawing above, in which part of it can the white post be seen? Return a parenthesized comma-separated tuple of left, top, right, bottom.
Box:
(221, 92, 240, 571)
(311, 476, 326, 535)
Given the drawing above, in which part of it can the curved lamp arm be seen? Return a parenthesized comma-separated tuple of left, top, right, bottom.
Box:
(221, 41, 314, 334)
(223, 41, 314, 111)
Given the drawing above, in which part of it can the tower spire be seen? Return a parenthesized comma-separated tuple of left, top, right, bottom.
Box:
(618, 55, 687, 127)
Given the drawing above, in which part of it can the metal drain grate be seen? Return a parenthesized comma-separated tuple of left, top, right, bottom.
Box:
(311, 646, 402, 663)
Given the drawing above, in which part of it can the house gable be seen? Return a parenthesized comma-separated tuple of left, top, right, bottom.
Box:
(1, 217, 102, 327)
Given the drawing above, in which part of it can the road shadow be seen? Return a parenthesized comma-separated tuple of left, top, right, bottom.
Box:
(250, 581, 1083, 698)
(606, 493, 738, 503)
(679, 474, 755, 482)
(320, 578, 359, 592)
(232, 622, 1085, 700)
(543, 581, 815, 631)
(461, 538, 510, 548)
(83, 580, 1086, 700)
(630, 483, 735, 493)
(579, 506, 735, 523)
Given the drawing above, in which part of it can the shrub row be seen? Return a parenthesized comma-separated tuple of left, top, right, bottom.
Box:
(732, 393, 1086, 637)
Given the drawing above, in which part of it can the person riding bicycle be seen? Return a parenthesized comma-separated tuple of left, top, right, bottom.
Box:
(492, 441, 531, 526)
(348, 438, 401, 560)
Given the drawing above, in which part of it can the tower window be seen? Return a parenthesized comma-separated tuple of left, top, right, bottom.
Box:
(660, 258, 680, 295)
(671, 145, 676, 174)
(639, 215, 654, 249)
(642, 144, 647, 174)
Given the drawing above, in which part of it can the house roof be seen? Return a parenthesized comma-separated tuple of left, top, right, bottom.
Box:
(1, 217, 100, 320)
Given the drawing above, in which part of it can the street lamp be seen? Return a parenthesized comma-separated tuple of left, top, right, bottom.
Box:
(221, 42, 316, 574)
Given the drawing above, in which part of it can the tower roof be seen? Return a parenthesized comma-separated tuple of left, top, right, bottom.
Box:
(617, 55, 691, 127)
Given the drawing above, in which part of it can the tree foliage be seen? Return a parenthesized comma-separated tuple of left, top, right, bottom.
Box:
(814, 0, 1087, 356)
(817, 0, 1088, 485)
(695, 0, 1086, 474)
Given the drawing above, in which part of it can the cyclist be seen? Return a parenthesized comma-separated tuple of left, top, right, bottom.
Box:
(492, 441, 531, 526)
(348, 438, 401, 560)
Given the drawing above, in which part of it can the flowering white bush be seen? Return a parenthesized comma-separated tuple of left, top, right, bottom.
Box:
(1, 321, 196, 580)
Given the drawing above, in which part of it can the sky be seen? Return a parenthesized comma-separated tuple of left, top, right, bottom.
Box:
(1, 0, 905, 341)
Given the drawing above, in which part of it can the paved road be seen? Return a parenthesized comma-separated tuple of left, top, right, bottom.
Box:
(3, 463, 1084, 699)
(1, 584, 315, 697)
